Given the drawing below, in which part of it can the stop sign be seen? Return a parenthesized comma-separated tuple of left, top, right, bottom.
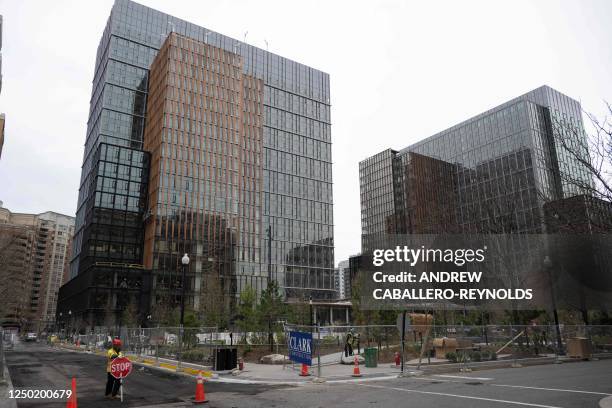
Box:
(110, 357, 133, 379)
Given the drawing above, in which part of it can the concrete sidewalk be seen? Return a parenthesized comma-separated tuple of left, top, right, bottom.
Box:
(0, 352, 17, 408)
(230, 360, 403, 382)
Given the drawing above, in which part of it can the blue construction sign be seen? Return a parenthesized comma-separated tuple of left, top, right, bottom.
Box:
(287, 331, 312, 365)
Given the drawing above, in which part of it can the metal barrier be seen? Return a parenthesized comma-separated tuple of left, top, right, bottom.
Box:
(57, 324, 612, 375)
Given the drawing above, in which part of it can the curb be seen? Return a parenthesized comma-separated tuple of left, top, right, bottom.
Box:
(56, 344, 216, 379)
(413, 353, 612, 375)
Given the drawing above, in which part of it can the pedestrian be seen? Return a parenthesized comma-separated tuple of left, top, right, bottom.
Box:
(105, 338, 123, 399)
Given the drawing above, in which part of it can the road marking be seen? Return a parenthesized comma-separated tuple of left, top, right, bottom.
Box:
(491, 383, 612, 396)
(363, 384, 563, 408)
(435, 374, 493, 381)
(326, 376, 399, 384)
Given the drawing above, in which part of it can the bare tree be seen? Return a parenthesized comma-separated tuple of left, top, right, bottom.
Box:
(548, 102, 612, 204)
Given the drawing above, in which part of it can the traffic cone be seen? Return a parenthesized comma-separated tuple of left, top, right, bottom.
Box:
(352, 355, 362, 377)
(299, 363, 310, 376)
(193, 371, 208, 404)
(66, 377, 77, 408)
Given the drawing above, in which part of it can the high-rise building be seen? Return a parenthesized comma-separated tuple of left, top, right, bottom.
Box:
(335, 260, 350, 300)
(0, 203, 74, 331)
(61, 0, 333, 327)
(359, 86, 591, 251)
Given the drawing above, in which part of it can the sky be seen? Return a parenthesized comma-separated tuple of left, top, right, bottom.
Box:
(0, 0, 611, 266)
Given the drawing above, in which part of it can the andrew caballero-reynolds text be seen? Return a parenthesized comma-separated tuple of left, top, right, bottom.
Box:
(371, 246, 533, 301)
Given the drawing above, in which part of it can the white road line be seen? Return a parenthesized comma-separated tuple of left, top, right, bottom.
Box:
(491, 383, 612, 396)
(326, 376, 399, 384)
(363, 384, 563, 408)
(435, 374, 493, 381)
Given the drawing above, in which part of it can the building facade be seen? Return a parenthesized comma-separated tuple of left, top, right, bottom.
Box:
(62, 0, 333, 328)
(335, 260, 349, 300)
(359, 86, 591, 251)
(0, 204, 74, 331)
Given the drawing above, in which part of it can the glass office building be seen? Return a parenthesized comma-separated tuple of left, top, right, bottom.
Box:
(61, 0, 333, 327)
(360, 86, 591, 252)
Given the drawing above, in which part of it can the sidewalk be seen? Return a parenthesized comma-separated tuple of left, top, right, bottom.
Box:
(0, 354, 17, 408)
(57, 342, 402, 384)
(228, 360, 403, 383)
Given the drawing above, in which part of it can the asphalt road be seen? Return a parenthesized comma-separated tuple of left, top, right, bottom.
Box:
(5, 341, 612, 407)
(4, 341, 282, 407)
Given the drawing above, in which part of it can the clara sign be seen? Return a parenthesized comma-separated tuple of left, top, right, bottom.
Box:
(287, 331, 312, 365)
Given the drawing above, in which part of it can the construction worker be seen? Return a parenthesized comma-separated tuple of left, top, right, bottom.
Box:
(344, 330, 354, 357)
(105, 338, 123, 399)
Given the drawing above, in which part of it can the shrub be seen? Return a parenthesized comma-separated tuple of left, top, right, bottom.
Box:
(445, 352, 457, 363)
(181, 349, 207, 362)
(469, 351, 482, 362)
(480, 350, 497, 361)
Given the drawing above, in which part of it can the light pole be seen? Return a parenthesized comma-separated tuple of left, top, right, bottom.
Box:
(180, 254, 189, 327)
(176, 253, 189, 372)
(68, 310, 72, 340)
(309, 296, 313, 328)
(544, 256, 564, 356)
(267, 226, 273, 352)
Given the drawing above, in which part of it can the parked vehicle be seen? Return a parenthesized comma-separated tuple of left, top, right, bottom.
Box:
(24, 332, 38, 342)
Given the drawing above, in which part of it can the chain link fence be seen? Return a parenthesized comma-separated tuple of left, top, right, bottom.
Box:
(52, 324, 612, 370)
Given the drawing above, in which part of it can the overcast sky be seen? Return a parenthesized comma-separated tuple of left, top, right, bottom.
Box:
(0, 0, 611, 265)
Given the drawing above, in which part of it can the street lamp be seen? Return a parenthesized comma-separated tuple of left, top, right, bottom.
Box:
(68, 310, 72, 339)
(180, 253, 190, 327)
(176, 254, 189, 372)
(544, 256, 564, 356)
(267, 226, 273, 352)
(309, 296, 313, 328)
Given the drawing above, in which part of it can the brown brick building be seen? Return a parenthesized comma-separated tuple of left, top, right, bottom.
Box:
(0, 203, 74, 331)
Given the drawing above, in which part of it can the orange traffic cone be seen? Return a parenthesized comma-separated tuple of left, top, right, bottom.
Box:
(299, 363, 310, 376)
(193, 371, 208, 404)
(352, 355, 362, 377)
(66, 377, 77, 408)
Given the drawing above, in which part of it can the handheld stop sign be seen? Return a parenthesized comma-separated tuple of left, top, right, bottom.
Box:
(110, 356, 132, 379)
(110, 356, 132, 403)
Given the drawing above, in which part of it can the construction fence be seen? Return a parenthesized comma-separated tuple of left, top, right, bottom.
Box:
(51, 324, 612, 368)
